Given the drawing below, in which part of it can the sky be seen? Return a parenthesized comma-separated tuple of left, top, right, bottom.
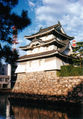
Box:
(12, 0, 83, 56)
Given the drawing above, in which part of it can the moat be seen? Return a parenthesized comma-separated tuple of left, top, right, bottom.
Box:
(0, 94, 83, 119)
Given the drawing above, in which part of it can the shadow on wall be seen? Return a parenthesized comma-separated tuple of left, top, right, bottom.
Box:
(48, 81, 83, 104)
(66, 81, 83, 103)
(10, 80, 83, 104)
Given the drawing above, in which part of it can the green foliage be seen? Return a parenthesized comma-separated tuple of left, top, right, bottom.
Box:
(0, 0, 31, 84)
(56, 70, 60, 77)
(58, 65, 83, 77)
(73, 41, 83, 54)
(72, 41, 83, 67)
(0, 0, 31, 63)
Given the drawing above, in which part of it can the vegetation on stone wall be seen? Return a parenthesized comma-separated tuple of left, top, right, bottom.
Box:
(57, 65, 83, 76)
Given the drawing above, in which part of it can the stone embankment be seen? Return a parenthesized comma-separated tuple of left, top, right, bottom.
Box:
(12, 71, 83, 103)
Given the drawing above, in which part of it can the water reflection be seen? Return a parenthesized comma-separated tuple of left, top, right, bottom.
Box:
(0, 95, 83, 119)
(6, 100, 10, 119)
(12, 106, 68, 119)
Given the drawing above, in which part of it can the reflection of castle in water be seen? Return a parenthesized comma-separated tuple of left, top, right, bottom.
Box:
(12, 105, 68, 119)
(6, 100, 10, 119)
(4, 98, 69, 119)
(0, 95, 83, 119)
(0, 95, 10, 118)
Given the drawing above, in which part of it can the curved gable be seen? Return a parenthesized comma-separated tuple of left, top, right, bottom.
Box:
(30, 39, 44, 48)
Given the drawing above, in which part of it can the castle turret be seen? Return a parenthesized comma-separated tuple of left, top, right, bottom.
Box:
(15, 22, 74, 73)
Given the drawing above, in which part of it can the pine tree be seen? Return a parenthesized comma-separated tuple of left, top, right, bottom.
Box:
(72, 41, 83, 67)
(0, 0, 31, 85)
(0, 0, 31, 64)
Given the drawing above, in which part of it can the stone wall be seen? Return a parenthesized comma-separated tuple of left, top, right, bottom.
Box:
(12, 71, 83, 95)
(11, 71, 83, 103)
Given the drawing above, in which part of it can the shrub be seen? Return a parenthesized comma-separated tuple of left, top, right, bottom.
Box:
(58, 65, 83, 77)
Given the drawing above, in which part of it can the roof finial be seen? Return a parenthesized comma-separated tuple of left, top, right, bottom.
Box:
(39, 27, 43, 31)
(58, 21, 61, 26)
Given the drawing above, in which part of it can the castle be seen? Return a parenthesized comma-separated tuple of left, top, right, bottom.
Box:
(16, 22, 73, 75)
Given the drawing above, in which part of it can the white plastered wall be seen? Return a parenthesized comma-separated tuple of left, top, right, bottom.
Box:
(27, 45, 56, 55)
(41, 34, 55, 41)
(15, 56, 64, 73)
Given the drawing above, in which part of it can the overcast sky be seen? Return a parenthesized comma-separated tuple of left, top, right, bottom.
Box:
(13, 0, 83, 55)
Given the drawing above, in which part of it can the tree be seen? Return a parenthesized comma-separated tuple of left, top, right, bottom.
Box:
(0, 0, 31, 64)
(0, 0, 31, 86)
(72, 41, 83, 67)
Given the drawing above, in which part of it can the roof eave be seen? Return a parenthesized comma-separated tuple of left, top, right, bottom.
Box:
(17, 52, 72, 62)
(17, 50, 58, 62)
(24, 28, 55, 40)
(19, 38, 67, 51)
(54, 29, 74, 40)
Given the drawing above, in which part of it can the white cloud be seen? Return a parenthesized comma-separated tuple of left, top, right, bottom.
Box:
(29, 1, 35, 7)
(35, 0, 83, 42)
(42, 0, 68, 5)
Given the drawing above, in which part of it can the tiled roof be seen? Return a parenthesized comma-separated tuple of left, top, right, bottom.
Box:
(18, 49, 58, 61)
(24, 23, 74, 40)
(18, 41, 69, 62)
(18, 50, 72, 62)
(39, 24, 59, 33)
(24, 24, 60, 39)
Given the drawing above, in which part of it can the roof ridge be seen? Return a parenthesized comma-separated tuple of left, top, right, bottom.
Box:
(39, 23, 59, 32)
(24, 23, 60, 39)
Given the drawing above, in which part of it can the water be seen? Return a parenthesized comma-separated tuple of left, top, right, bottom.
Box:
(0, 95, 83, 119)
